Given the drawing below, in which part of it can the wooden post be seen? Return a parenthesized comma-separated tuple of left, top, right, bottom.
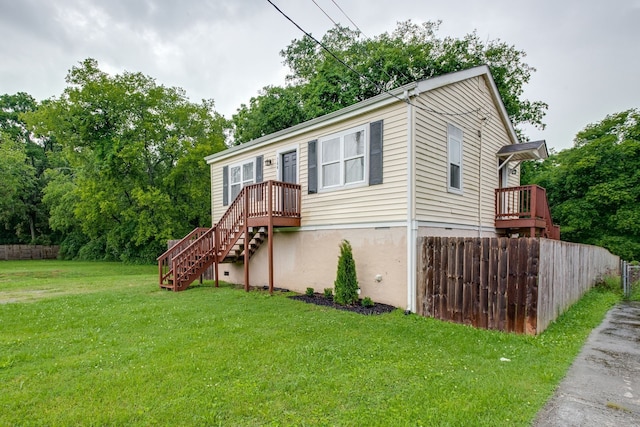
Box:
(244, 188, 249, 292)
(214, 226, 219, 288)
(268, 181, 274, 294)
(530, 186, 538, 237)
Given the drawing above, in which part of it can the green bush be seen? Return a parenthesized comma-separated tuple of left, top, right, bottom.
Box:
(595, 276, 621, 294)
(334, 240, 359, 305)
(305, 287, 315, 297)
(323, 288, 333, 299)
(361, 297, 374, 307)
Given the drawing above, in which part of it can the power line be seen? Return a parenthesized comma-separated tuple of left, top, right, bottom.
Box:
(266, 0, 481, 118)
(310, 0, 402, 91)
(267, 0, 392, 97)
(310, 0, 340, 28)
(330, 0, 367, 38)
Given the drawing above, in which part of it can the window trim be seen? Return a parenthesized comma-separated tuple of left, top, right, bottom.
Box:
(447, 123, 463, 194)
(318, 124, 368, 192)
(228, 158, 256, 203)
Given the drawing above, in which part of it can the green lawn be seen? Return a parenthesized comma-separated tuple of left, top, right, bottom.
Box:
(0, 261, 621, 426)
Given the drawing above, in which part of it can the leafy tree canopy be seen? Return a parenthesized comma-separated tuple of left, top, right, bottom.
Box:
(522, 109, 640, 261)
(0, 92, 54, 244)
(23, 59, 228, 262)
(232, 20, 547, 143)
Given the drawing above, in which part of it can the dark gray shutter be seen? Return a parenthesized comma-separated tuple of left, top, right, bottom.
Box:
(308, 140, 318, 194)
(369, 120, 383, 185)
(255, 155, 263, 183)
(222, 165, 229, 206)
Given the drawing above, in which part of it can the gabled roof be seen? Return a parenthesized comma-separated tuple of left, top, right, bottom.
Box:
(206, 65, 519, 164)
(497, 140, 549, 162)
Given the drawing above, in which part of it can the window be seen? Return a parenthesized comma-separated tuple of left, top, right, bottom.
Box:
(229, 159, 255, 201)
(319, 126, 366, 190)
(308, 120, 382, 194)
(447, 123, 463, 193)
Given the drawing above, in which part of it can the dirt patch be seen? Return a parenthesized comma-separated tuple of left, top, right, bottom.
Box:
(288, 293, 397, 315)
(0, 289, 61, 304)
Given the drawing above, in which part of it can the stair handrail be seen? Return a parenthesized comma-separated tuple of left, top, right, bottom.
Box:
(172, 227, 216, 288)
(215, 185, 248, 261)
(161, 180, 303, 290)
(536, 186, 560, 239)
(157, 227, 210, 286)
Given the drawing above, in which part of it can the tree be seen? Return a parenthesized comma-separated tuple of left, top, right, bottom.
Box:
(334, 240, 359, 305)
(24, 59, 228, 262)
(0, 133, 37, 242)
(0, 93, 53, 244)
(522, 109, 640, 261)
(232, 20, 547, 143)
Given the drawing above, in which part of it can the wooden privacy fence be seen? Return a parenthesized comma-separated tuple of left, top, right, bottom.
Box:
(417, 237, 619, 335)
(0, 245, 60, 260)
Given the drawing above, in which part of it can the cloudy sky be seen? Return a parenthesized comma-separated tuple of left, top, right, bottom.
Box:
(1, 0, 638, 151)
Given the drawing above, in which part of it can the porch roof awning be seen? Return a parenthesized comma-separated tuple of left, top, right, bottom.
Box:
(497, 140, 549, 162)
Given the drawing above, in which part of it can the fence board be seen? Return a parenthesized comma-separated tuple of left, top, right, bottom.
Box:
(417, 237, 619, 335)
(536, 239, 619, 332)
(0, 245, 60, 260)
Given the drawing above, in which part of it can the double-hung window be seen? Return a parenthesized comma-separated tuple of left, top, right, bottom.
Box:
(447, 123, 463, 193)
(319, 125, 366, 190)
(229, 159, 255, 202)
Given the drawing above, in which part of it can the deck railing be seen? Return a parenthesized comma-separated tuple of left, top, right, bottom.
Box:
(157, 227, 210, 287)
(159, 180, 301, 290)
(495, 185, 559, 239)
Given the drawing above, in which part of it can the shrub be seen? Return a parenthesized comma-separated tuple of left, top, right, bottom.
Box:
(361, 297, 374, 307)
(334, 240, 359, 305)
(323, 288, 333, 299)
(305, 287, 315, 297)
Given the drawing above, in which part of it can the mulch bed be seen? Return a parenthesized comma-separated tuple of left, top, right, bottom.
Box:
(288, 293, 396, 315)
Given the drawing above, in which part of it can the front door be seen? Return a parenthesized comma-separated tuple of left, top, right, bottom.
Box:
(281, 151, 297, 184)
(280, 151, 297, 214)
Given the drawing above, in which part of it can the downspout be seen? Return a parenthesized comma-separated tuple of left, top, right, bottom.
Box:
(406, 92, 417, 313)
(478, 115, 489, 237)
(477, 126, 483, 237)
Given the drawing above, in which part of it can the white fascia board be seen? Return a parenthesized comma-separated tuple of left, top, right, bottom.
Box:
(415, 65, 520, 146)
(205, 83, 418, 165)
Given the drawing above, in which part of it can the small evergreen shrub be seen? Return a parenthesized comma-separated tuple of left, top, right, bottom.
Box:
(305, 287, 315, 297)
(323, 288, 333, 299)
(361, 297, 374, 307)
(334, 240, 359, 305)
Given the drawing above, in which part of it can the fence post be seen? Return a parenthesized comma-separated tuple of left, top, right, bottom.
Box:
(622, 261, 629, 298)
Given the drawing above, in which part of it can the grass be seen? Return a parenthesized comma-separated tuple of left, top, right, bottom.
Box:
(0, 261, 622, 426)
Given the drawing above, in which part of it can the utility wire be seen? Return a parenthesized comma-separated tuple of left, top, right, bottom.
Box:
(310, 0, 402, 91)
(267, 0, 393, 98)
(310, 0, 340, 28)
(330, 0, 367, 38)
(267, 0, 481, 118)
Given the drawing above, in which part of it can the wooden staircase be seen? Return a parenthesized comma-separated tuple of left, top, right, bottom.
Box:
(494, 185, 560, 239)
(157, 180, 301, 292)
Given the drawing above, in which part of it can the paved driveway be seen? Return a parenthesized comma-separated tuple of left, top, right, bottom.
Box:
(533, 301, 640, 426)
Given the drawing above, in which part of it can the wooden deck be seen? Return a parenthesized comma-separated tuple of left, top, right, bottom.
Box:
(495, 185, 560, 239)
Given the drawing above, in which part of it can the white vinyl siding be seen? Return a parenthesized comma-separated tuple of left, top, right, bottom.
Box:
(413, 76, 512, 228)
(447, 123, 463, 193)
(319, 125, 366, 191)
(209, 102, 407, 226)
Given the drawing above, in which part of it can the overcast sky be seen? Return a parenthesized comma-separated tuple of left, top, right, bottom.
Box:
(1, 0, 638, 151)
